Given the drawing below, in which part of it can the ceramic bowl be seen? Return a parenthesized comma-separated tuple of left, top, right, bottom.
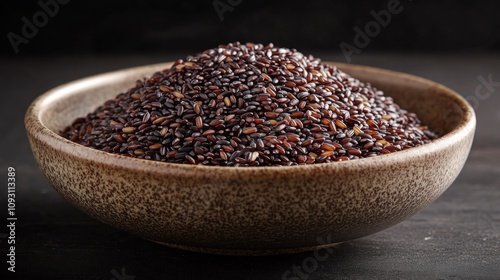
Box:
(25, 62, 475, 255)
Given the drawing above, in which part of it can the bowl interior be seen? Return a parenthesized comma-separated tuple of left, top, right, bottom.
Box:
(38, 62, 467, 146)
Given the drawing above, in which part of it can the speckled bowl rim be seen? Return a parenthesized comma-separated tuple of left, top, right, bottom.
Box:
(26, 62, 476, 179)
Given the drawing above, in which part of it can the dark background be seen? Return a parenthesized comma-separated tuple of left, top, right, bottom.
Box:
(1, 1, 500, 280)
(1, 0, 500, 56)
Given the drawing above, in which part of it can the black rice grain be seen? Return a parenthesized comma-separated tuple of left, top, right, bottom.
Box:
(62, 42, 437, 166)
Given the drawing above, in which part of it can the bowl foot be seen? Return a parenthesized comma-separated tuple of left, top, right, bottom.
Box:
(149, 240, 342, 256)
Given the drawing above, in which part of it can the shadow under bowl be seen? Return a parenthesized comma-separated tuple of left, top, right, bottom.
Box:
(25, 62, 476, 255)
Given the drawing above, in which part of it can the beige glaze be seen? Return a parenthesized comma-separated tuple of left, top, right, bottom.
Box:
(25, 62, 476, 255)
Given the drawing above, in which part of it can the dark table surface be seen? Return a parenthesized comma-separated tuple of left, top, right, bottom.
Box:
(1, 53, 499, 280)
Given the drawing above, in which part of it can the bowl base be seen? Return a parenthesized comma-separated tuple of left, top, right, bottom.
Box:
(149, 239, 342, 256)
